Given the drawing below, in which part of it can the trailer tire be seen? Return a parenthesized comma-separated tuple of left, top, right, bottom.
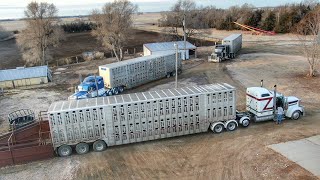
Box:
(93, 140, 107, 152)
(166, 73, 171, 78)
(241, 119, 250, 128)
(291, 110, 301, 120)
(226, 121, 238, 131)
(75, 143, 90, 155)
(58, 145, 72, 157)
(213, 124, 224, 133)
(171, 72, 176, 77)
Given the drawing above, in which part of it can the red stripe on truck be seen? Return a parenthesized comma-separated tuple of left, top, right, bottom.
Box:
(246, 93, 273, 111)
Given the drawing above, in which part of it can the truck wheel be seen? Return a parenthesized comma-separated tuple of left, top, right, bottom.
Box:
(213, 124, 224, 133)
(113, 88, 119, 95)
(291, 110, 301, 120)
(93, 140, 107, 152)
(107, 91, 113, 96)
(58, 145, 72, 157)
(119, 86, 124, 93)
(241, 119, 250, 128)
(75, 143, 90, 155)
(226, 121, 238, 131)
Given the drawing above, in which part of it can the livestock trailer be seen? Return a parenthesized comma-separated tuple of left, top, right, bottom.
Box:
(48, 83, 238, 156)
(99, 52, 182, 89)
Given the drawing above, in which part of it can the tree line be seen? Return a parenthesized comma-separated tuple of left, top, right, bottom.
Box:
(159, 0, 320, 34)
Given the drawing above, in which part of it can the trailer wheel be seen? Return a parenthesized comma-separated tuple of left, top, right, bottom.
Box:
(171, 72, 176, 77)
(226, 121, 238, 131)
(75, 143, 90, 155)
(241, 119, 250, 128)
(166, 73, 171, 78)
(93, 140, 107, 152)
(58, 145, 72, 157)
(213, 124, 224, 133)
(291, 110, 301, 120)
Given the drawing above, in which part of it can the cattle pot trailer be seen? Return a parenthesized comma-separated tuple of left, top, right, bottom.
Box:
(48, 83, 248, 156)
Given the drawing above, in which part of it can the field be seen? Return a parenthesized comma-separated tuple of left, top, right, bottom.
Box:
(0, 13, 320, 180)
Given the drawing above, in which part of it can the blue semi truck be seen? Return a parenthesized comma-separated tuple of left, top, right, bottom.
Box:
(68, 76, 125, 100)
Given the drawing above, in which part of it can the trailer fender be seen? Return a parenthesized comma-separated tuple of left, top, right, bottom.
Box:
(210, 122, 225, 133)
(210, 122, 224, 130)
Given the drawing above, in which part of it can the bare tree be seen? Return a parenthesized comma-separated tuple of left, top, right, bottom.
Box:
(159, 0, 198, 40)
(90, 0, 137, 61)
(297, 6, 320, 77)
(16, 2, 64, 66)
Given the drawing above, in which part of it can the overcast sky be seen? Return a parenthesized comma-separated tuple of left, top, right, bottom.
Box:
(0, 0, 308, 8)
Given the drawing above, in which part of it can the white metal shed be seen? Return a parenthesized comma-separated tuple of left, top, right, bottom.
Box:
(143, 41, 197, 60)
(0, 66, 52, 88)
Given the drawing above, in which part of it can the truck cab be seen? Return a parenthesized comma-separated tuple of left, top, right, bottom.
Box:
(246, 87, 304, 122)
(69, 76, 109, 100)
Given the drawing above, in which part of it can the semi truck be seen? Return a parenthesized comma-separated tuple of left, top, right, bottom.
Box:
(209, 34, 242, 62)
(48, 82, 304, 157)
(69, 52, 182, 100)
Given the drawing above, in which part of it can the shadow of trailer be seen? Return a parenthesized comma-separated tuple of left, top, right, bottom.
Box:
(0, 112, 54, 168)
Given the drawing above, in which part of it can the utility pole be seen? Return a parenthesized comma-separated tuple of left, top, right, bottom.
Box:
(183, 13, 187, 60)
(174, 43, 178, 88)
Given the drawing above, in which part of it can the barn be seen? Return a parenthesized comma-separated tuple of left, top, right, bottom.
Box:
(143, 41, 197, 60)
(0, 66, 52, 88)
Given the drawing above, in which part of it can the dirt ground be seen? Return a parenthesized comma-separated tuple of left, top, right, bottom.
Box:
(1, 13, 320, 180)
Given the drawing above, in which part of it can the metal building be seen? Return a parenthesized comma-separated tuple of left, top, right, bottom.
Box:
(143, 41, 197, 60)
(48, 83, 236, 154)
(99, 52, 182, 89)
(0, 66, 52, 88)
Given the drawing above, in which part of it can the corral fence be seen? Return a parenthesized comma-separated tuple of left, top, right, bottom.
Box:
(0, 111, 54, 167)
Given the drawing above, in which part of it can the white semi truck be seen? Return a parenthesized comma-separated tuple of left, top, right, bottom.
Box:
(48, 83, 304, 157)
(69, 52, 182, 100)
(209, 34, 242, 62)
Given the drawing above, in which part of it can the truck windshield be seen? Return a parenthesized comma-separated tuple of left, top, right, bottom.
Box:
(79, 85, 89, 91)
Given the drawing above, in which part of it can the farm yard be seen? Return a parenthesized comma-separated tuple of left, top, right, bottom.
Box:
(0, 10, 320, 180)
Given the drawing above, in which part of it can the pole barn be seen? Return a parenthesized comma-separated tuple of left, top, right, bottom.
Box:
(0, 66, 52, 89)
(143, 41, 197, 60)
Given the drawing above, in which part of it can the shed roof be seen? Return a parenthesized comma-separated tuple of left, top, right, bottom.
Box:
(144, 41, 196, 52)
(48, 83, 235, 113)
(0, 66, 49, 82)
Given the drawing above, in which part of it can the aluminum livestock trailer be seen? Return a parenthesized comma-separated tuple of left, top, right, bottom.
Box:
(99, 52, 182, 90)
(48, 83, 242, 157)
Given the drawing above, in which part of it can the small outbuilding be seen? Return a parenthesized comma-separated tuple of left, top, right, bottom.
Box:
(0, 66, 52, 88)
(143, 41, 197, 60)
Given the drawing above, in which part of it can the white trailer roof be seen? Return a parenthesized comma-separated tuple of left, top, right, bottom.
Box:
(223, 34, 242, 41)
(144, 41, 196, 52)
(99, 52, 176, 69)
(48, 83, 235, 113)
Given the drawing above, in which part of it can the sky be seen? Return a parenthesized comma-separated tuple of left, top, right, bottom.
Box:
(0, 0, 308, 8)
